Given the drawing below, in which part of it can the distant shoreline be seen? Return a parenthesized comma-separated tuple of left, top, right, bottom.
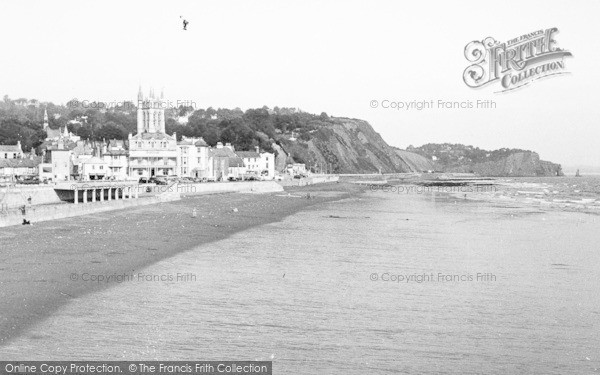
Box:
(0, 182, 365, 347)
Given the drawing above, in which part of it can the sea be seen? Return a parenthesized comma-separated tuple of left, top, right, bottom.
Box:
(1, 177, 599, 374)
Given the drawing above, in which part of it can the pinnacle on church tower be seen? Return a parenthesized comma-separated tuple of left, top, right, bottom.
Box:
(43, 108, 49, 130)
(136, 86, 166, 134)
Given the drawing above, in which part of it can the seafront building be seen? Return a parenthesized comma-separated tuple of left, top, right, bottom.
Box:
(102, 140, 129, 180)
(176, 136, 210, 178)
(28, 87, 277, 182)
(237, 146, 275, 179)
(127, 87, 178, 178)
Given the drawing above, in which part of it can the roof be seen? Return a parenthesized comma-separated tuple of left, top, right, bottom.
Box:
(195, 139, 208, 147)
(210, 147, 238, 158)
(0, 157, 42, 168)
(236, 151, 260, 158)
(45, 128, 62, 139)
(229, 157, 244, 167)
(131, 132, 175, 141)
(109, 139, 124, 147)
(177, 140, 194, 146)
(0, 145, 22, 153)
(105, 150, 129, 156)
(46, 142, 78, 151)
(81, 157, 106, 164)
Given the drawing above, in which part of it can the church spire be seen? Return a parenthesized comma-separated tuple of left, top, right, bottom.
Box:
(137, 85, 143, 102)
(43, 108, 49, 130)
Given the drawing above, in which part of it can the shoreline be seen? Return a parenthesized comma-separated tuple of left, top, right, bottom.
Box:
(0, 182, 365, 347)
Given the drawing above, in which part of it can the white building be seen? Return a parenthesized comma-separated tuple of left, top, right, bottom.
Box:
(80, 157, 109, 180)
(0, 141, 23, 159)
(237, 146, 275, 179)
(176, 136, 210, 178)
(128, 87, 177, 179)
(102, 140, 129, 180)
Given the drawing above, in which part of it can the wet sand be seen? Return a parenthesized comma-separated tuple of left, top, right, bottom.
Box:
(0, 182, 364, 346)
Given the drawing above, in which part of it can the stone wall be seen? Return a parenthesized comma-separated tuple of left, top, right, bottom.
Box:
(0, 194, 180, 228)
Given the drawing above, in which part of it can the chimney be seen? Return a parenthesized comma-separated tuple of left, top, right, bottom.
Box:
(17, 140, 21, 151)
(255, 146, 260, 154)
(225, 142, 234, 151)
(216, 142, 223, 149)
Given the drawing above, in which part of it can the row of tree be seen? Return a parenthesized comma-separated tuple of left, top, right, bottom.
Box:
(0, 96, 334, 155)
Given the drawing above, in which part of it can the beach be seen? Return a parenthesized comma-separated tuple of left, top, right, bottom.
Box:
(1, 179, 598, 373)
(0, 182, 364, 346)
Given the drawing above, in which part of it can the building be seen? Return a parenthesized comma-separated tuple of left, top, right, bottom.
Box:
(286, 163, 307, 176)
(128, 87, 177, 179)
(0, 157, 41, 181)
(43, 108, 81, 142)
(176, 136, 210, 178)
(0, 141, 23, 159)
(80, 157, 109, 180)
(102, 140, 129, 180)
(209, 142, 244, 181)
(39, 144, 75, 181)
(237, 146, 275, 179)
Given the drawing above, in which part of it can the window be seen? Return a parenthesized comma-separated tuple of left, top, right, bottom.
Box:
(100, 165, 103, 170)
(137, 142, 142, 147)
(13, 153, 17, 158)
(197, 157, 201, 164)
(150, 142, 155, 148)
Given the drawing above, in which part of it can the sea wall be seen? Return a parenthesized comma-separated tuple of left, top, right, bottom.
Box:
(177, 181, 284, 196)
(0, 194, 180, 228)
(0, 181, 284, 228)
(0, 185, 62, 208)
(278, 175, 339, 187)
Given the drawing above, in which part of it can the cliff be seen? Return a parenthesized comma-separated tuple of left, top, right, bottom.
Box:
(277, 118, 413, 174)
(407, 143, 563, 177)
(394, 149, 435, 172)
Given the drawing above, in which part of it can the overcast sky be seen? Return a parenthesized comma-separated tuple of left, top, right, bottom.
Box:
(1, 0, 598, 169)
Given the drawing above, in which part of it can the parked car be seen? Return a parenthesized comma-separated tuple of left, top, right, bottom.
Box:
(17, 176, 40, 185)
(149, 177, 168, 185)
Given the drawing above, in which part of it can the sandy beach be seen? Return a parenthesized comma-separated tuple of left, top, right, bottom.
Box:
(0, 182, 364, 346)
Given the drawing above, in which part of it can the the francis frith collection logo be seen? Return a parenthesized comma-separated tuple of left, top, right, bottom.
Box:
(463, 27, 572, 92)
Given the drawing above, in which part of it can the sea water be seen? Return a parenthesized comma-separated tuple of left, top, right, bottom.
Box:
(1, 190, 599, 374)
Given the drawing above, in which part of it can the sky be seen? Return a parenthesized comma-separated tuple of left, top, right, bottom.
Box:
(0, 0, 599, 170)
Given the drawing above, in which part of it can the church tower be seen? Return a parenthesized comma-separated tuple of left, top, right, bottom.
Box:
(136, 86, 166, 134)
